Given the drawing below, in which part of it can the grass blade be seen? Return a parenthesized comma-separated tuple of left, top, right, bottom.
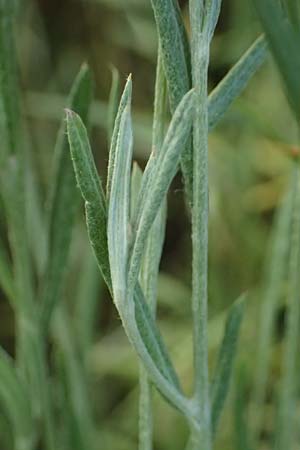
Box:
(0, 348, 35, 450)
(275, 163, 300, 450)
(41, 63, 93, 332)
(251, 172, 295, 444)
(211, 295, 245, 437)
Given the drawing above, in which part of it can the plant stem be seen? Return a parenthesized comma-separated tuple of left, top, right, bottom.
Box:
(189, 1, 211, 448)
(138, 45, 167, 450)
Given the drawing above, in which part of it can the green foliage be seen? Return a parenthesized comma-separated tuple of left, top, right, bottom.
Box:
(2, 0, 300, 449)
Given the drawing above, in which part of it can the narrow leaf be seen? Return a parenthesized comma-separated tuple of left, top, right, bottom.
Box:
(108, 98, 133, 308)
(208, 36, 268, 131)
(66, 110, 110, 286)
(150, 0, 193, 202)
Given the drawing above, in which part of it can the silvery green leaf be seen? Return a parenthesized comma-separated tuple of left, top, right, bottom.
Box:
(150, 0, 193, 202)
(206, 0, 222, 39)
(211, 295, 245, 437)
(132, 47, 167, 232)
(41, 63, 93, 331)
(108, 98, 133, 309)
(208, 36, 267, 130)
(150, 0, 190, 112)
(128, 89, 195, 294)
(106, 76, 132, 199)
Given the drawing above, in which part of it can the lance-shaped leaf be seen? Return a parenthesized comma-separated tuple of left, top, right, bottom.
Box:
(131, 46, 167, 233)
(106, 76, 132, 199)
(0, 348, 35, 450)
(40, 64, 93, 331)
(108, 97, 133, 309)
(150, 0, 190, 111)
(254, 0, 300, 121)
(128, 89, 195, 295)
(210, 295, 246, 437)
(150, 0, 193, 202)
(66, 110, 110, 287)
(208, 35, 267, 131)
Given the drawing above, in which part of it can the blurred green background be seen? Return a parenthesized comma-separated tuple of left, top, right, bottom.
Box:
(1, 0, 299, 449)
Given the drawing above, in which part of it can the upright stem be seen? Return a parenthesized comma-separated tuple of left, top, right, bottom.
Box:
(138, 45, 167, 450)
(189, 1, 211, 448)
